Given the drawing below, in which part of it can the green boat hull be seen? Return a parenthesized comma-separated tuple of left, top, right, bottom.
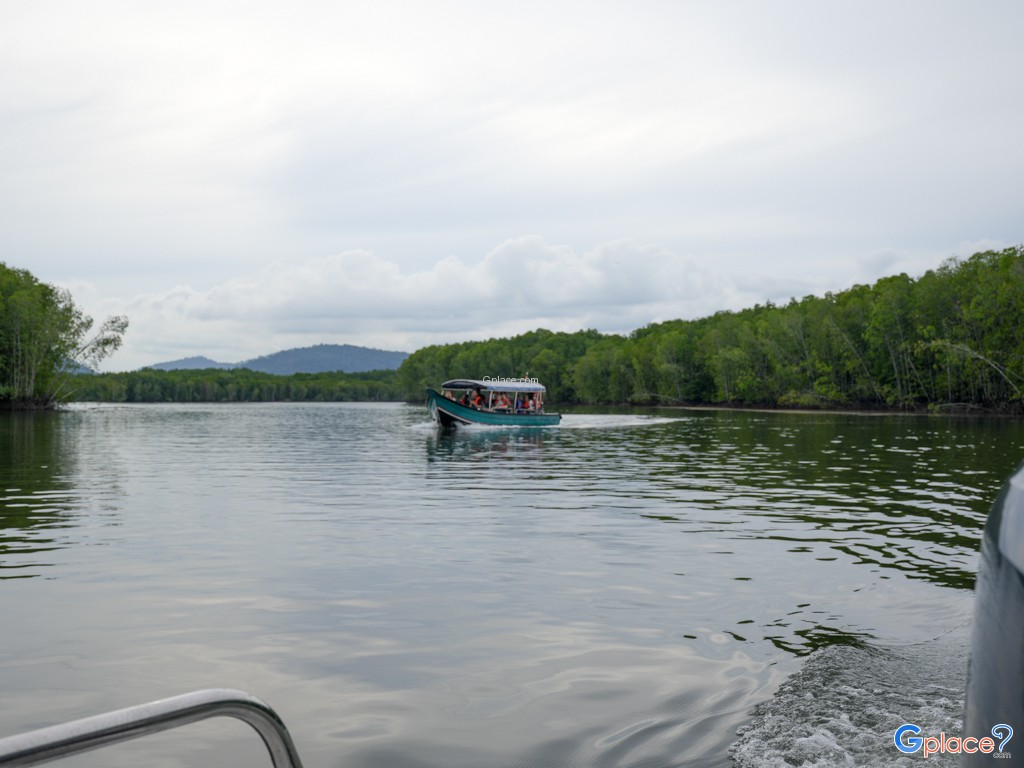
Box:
(426, 388, 561, 428)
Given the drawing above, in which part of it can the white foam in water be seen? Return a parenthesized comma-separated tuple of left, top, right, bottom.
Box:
(558, 413, 681, 429)
(730, 629, 969, 767)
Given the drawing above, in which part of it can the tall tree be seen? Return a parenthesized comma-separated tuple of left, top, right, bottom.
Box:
(0, 263, 128, 408)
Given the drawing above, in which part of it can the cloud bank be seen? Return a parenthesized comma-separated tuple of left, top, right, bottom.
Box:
(80, 238, 736, 369)
(70, 235, 997, 372)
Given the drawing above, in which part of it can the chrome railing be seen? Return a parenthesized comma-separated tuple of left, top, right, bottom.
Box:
(0, 689, 304, 768)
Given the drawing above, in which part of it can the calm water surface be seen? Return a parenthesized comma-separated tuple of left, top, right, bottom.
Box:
(2, 403, 1023, 767)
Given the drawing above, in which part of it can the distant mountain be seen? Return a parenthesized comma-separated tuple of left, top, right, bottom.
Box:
(241, 344, 408, 374)
(150, 356, 236, 371)
(148, 344, 408, 374)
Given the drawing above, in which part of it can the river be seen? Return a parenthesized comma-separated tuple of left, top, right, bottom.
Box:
(2, 403, 1022, 767)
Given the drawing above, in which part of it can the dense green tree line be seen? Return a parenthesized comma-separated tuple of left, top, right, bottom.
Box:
(12, 246, 1023, 411)
(397, 247, 1024, 412)
(68, 368, 400, 403)
(1, 263, 127, 409)
(396, 329, 605, 404)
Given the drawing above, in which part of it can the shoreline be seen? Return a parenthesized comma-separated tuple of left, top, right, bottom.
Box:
(559, 402, 1023, 419)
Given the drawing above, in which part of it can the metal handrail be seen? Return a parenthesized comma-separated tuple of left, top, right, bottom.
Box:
(0, 689, 304, 768)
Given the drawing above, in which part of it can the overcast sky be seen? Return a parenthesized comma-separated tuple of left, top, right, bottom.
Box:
(3, 1, 1021, 370)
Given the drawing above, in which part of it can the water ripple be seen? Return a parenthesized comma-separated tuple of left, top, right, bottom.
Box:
(1, 404, 1022, 767)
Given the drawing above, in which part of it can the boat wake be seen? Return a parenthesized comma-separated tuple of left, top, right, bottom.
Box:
(730, 628, 969, 767)
(555, 413, 682, 430)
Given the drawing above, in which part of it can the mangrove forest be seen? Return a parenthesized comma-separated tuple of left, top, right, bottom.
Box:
(24, 245, 1024, 413)
(395, 246, 1024, 412)
(1, 262, 127, 409)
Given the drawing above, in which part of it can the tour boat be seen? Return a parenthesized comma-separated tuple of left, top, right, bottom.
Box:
(426, 379, 561, 428)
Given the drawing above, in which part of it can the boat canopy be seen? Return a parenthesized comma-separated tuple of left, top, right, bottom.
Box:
(441, 378, 546, 393)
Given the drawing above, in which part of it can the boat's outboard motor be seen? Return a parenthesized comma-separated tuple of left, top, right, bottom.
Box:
(963, 461, 1024, 764)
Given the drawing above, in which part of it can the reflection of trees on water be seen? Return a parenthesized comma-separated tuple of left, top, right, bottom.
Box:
(424, 428, 548, 465)
(421, 411, 1024, 593)
(0, 413, 80, 578)
(624, 411, 1024, 657)
(762, 619, 875, 657)
(631, 411, 1024, 593)
(422, 409, 1022, 656)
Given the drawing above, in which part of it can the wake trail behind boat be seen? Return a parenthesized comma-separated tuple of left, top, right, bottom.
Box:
(730, 627, 969, 767)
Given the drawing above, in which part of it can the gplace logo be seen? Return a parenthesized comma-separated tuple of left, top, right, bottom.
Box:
(894, 723, 1014, 758)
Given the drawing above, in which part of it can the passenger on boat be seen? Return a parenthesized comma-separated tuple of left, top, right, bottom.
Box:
(471, 389, 485, 409)
(516, 394, 535, 413)
(493, 393, 510, 411)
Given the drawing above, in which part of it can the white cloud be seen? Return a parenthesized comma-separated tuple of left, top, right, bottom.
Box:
(75, 237, 753, 370)
(64, 234, 1016, 372)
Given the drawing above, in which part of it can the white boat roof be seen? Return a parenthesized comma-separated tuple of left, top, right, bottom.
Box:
(441, 378, 546, 393)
